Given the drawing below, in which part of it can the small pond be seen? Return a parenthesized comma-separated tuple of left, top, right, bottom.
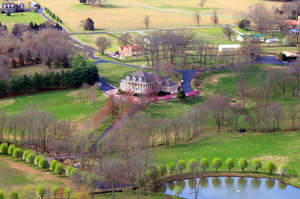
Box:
(159, 177, 300, 199)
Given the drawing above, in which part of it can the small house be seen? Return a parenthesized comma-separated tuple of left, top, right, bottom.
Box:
(119, 44, 144, 57)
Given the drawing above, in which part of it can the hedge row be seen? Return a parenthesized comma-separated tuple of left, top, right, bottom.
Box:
(0, 65, 99, 97)
(44, 8, 63, 23)
(148, 158, 289, 181)
(0, 143, 78, 177)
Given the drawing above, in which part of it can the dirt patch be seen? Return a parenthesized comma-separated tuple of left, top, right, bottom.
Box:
(0, 156, 75, 189)
(258, 155, 289, 165)
(0, 99, 15, 107)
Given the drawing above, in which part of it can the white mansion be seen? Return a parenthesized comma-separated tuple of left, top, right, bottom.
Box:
(120, 71, 179, 95)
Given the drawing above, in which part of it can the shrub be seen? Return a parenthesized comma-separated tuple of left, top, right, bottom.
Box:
(177, 90, 186, 100)
(146, 167, 159, 182)
(187, 159, 199, 172)
(66, 166, 77, 176)
(36, 185, 46, 199)
(54, 163, 64, 176)
(9, 191, 18, 199)
(34, 155, 42, 166)
(12, 148, 22, 159)
(168, 162, 176, 176)
(225, 158, 234, 172)
(158, 165, 167, 178)
(0, 190, 4, 199)
(49, 159, 57, 171)
(200, 158, 209, 172)
(65, 187, 72, 199)
(5, 10, 11, 16)
(239, 19, 250, 30)
(22, 150, 29, 161)
(38, 158, 49, 169)
(252, 159, 262, 172)
(26, 154, 35, 164)
(51, 186, 58, 199)
(279, 52, 287, 61)
(0, 143, 8, 154)
(177, 160, 187, 174)
(238, 158, 248, 172)
(8, 144, 15, 156)
(266, 162, 276, 175)
(278, 165, 288, 176)
(212, 158, 222, 172)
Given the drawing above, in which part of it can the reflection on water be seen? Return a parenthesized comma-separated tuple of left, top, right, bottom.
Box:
(162, 177, 300, 199)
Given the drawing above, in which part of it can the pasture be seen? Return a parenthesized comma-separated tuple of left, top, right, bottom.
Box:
(0, 12, 46, 30)
(153, 131, 300, 186)
(0, 89, 107, 121)
(38, 0, 282, 32)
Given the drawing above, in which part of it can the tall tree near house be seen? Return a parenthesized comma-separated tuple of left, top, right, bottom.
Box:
(211, 11, 219, 26)
(241, 38, 261, 68)
(194, 11, 201, 27)
(119, 33, 132, 46)
(144, 15, 150, 30)
(223, 27, 234, 40)
(96, 36, 112, 55)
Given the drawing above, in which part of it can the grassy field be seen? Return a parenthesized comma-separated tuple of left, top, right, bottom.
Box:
(0, 155, 73, 193)
(0, 89, 107, 121)
(0, 12, 47, 30)
(9, 65, 66, 77)
(38, 0, 281, 32)
(153, 131, 300, 186)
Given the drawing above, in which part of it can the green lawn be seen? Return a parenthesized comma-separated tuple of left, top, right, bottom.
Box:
(144, 97, 204, 119)
(0, 89, 107, 121)
(0, 12, 47, 30)
(194, 27, 239, 44)
(9, 65, 66, 78)
(153, 131, 300, 186)
(97, 61, 150, 87)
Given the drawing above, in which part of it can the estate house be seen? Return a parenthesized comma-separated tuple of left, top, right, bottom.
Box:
(1, 0, 30, 13)
(120, 71, 179, 95)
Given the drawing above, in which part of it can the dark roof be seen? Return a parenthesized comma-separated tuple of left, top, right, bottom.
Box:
(161, 79, 178, 87)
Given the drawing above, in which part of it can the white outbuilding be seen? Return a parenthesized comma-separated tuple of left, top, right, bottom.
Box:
(218, 44, 241, 53)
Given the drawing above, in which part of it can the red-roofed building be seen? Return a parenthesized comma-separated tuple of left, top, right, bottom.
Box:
(286, 20, 300, 28)
(118, 44, 144, 57)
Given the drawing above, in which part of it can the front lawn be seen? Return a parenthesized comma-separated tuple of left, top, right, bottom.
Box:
(0, 12, 46, 30)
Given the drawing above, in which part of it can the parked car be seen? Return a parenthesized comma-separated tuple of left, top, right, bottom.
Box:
(266, 37, 279, 44)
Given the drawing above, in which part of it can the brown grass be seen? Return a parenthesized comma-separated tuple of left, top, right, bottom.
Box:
(39, 0, 282, 32)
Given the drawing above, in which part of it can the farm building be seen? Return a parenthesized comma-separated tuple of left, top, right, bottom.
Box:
(236, 33, 264, 42)
(218, 44, 241, 52)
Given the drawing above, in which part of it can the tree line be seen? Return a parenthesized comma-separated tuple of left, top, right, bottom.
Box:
(0, 65, 99, 97)
(0, 27, 75, 81)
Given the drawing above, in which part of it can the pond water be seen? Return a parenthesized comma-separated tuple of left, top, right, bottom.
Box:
(160, 177, 300, 199)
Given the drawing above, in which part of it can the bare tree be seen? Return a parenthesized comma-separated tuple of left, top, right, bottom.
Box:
(199, 0, 207, 8)
(211, 11, 219, 27)
(223, 27, 234, 40)
(241, 38, 261, 68)
(230, 103, 243, 130)
(144, 15, 150, 30)
(194, 11, 201, 27)
(119, 33, 132, 46)
(268, 102, 285, 131)
(96, 36, 112, 55)
(205, 95, 230, 131)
